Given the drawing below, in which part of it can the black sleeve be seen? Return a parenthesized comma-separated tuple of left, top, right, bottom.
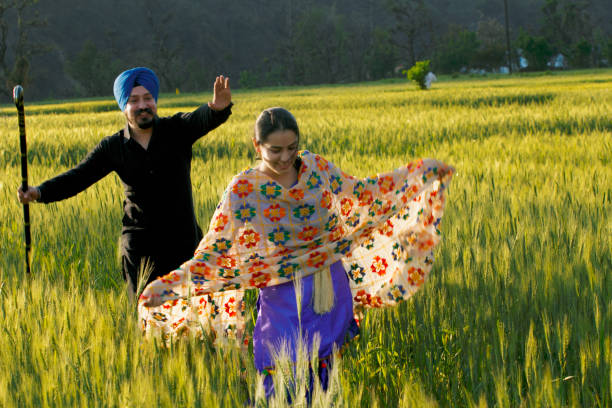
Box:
(37, 138, 114, 203)
(176, 103, 233, 145)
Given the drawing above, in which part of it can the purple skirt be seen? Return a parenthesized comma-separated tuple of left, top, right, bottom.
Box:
(253, 260, 359, 371)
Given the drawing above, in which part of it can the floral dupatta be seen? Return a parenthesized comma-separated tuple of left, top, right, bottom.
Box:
(138, 151, 453, 344)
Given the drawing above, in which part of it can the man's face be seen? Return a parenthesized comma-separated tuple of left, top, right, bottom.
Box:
(124, 86, 157, 130)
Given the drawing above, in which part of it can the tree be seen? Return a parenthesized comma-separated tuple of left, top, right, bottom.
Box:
(433, 25, 479, 73)
(286, 6, 348, 85)
(388, 0, 432, 67)
(0, 0, 46, 98)
(571, 39, 592, 67)
(365, 28, 397, 79)
(402, 59, 430, 89)
(516, 28, 553, 71)
(66, 40, 122, 96)
(474, 18, 508, 70)
(503, 0, 514, 72)
(144, 0, 184, 92)
(541, 0, 594, 66)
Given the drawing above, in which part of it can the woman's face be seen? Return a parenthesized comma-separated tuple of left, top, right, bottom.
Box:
(254, 129, 299, 177)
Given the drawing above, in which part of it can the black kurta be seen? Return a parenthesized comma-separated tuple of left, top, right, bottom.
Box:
(38, 103, 232, 288)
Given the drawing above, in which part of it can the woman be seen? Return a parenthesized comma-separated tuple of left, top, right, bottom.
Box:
(139, 107, 454, 398)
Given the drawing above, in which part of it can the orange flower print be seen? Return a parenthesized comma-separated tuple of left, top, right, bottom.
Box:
(401, 184, 419, 204)
(303, 240, 323, 251)
(197, 296, 208, 314)
(422, 211, 435, 227)
(340, 197, 354, 217)
(194, 287, 208, 296)
(263, 204, 286, 223)
(320, 190, 332, 209)
(213, 213, 229, 232)
(160, 271, 181, 284)
(171, 317, 186, 330)
(418, 235, 435, 251)
(162, 299, 179, 310)
(378, 176, 395, 194)
(224, 297, 237, 317)
(328, 225, 345, 242)
(274, 246, 292, 257)
(354, 290, 371, 307)
(190, 261, 211, 276)
(239, 228, 260, 248)
(378, 219, 394, 237)
(315, 155, 329, 171)
(358, 226, 376, 239)
(406, 159, 423, 174)
(370, 256, 388, 276)
(248, 260, 269, 274)
(288, 188, 304, 201)
(370, 296, 383, 308)
(298, 226, 319, 241)
(217, 254, 237, 269)
(190, 262, 213, 284)
(407, 267, 425, 286)
(249, 271, 271, 288)
(232, 179, 253, 198)
(306, 251, 328, 269)
(358, 190, 373, 207)
(380, 199, 393, 216)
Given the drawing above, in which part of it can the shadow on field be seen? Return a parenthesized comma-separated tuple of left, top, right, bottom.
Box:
(425, 92, 555, 108)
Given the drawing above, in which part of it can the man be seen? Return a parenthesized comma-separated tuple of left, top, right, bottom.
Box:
(18, 67, 233, 296)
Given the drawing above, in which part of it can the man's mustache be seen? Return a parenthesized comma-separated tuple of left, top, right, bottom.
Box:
(137, 108, 154, 115)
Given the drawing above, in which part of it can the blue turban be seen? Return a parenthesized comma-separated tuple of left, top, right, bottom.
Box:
(113, 67, 159, 111)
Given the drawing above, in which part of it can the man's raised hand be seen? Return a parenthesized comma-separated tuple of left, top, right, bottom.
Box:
(208, 75, 231, 111)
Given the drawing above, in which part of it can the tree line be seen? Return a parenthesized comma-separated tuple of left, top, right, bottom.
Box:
(1, 0, 610, 101)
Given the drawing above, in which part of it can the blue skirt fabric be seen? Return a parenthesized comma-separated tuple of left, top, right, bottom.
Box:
(253, 260, 359, 372)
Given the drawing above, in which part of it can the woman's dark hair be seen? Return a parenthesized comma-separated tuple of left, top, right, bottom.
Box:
(254, 107, 300, 143)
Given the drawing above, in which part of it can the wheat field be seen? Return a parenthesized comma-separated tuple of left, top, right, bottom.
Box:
(0, 70, 610, 407)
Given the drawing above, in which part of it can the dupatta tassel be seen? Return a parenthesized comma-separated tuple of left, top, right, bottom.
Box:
(312, 265, 335, 314)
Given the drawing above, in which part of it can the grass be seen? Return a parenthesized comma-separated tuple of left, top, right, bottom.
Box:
(0, 69, 610, 407)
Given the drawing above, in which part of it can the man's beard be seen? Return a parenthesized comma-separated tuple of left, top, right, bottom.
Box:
(137, 118, 154, 129)
(135, 108, 154, 129)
